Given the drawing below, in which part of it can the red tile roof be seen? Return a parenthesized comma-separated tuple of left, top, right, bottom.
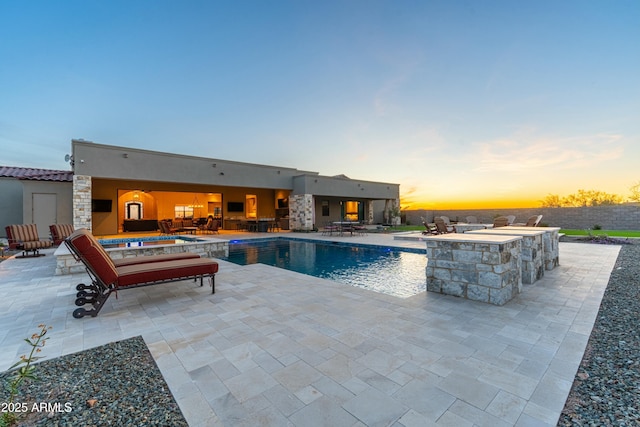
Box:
(0, 166, 73, 182)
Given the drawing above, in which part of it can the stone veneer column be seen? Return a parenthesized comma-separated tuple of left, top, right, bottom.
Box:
(73, 175, 92, 230)
(367, 200, 374, 225)
(289, 194, 314, 231)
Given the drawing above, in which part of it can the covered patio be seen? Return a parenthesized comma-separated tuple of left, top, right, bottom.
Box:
(0, 233, 620, 426)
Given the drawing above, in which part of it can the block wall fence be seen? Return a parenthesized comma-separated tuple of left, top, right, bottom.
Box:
(403, 205, 640, 230)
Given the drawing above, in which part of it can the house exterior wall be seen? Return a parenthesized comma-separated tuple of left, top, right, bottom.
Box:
(72, 140, 315, 189)
(71, 140, 401, 234)
(1, 178, 72, 239)
(0, 178, 23, 238)
(21, 180, 73, 225)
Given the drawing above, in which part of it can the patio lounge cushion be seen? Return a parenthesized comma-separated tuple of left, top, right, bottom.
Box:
(66, 228, 219, 290)
(67, 229, 119, 286)
(112, 252, 200, 267)
(116, 258, 218, 287)
(65, 228, 219, 318)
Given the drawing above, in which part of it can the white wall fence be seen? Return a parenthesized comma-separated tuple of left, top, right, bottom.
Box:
(404, 204, 640, 230)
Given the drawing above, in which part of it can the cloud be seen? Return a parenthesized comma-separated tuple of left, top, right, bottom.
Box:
(472, 132, 624, 173)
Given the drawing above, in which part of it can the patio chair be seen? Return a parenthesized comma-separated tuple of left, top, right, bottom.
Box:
(506, 215, 516, 225)
(200, 216, 219, 234)
(422, 221, 438, 235)
(50, 224, 75, 246)
(352, 223, 368, 236)
(5, 224, 53, 257)
(465, 216, 478, 224)
(514, 215, 543, 227)
(322, 221, 339, 236)
(65, 228, 219, 318)
(159, 220, 182, 235)
(440, 216, 453, 225)
(492, 216, 510, 228)
(434, 217, 455, 233)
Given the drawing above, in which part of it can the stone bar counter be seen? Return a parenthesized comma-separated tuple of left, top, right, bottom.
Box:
(466, 228, 546, 285)
(452, 223, 493, 233)
(423, 233, 522, 306)
(506, 226, 561, 270)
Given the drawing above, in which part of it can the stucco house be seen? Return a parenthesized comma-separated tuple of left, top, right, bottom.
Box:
(2, 140, 400, 238)
(0, 166, 73, 239)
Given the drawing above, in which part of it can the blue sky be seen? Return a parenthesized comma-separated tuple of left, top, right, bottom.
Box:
(1, 1, 638, 208)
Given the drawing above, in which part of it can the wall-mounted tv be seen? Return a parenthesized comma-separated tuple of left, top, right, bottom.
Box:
(227, 202, 244, 212)
(92, 199, 112, 212)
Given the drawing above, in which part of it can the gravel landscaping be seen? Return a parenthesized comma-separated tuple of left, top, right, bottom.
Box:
(558, 241, 640, 426)
(0, 336, 187, 426)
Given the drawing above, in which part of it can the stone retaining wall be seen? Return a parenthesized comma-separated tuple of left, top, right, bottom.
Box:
(405, 204, 640, 230)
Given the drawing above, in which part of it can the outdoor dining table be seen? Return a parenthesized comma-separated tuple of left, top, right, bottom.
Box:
(333, 221, 357, 236)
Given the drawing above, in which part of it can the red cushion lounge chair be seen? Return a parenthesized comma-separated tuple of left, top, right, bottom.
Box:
(50, 224, 75, 245)
(65, 228, 219, 318)
(5, 224, 53, 257)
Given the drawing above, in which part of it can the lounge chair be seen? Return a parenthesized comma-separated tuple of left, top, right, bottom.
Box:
(5, 224, 53, 257)
(200, 216, 219, 234)
(465, 216, 478, 224)
(440, 216, 453, 225)
(506, 215, 516, 225)
(65, 228, 219, 318)
(50, 224, 75, 246)
(492, 216, 510, 228)
(513, 215, 543, 227)
(434, 217, 455, 233)
(422, 221, 438, 235)
(159, 220, 182, 235)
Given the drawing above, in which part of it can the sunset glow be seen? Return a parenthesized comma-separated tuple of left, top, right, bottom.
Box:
(1, 1, 638, 209)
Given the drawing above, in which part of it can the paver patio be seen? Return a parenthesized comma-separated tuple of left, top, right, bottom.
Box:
(0, 232, 620, 426)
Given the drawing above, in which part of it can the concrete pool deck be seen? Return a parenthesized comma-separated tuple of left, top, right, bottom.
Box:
(0, 231, 620, 426)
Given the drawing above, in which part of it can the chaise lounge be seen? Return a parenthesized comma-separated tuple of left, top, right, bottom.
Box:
(65, 228, 219, 318)
(5, 224, 53, 257)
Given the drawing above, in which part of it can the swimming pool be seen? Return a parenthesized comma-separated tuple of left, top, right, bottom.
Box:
(226, 238, 427, 298)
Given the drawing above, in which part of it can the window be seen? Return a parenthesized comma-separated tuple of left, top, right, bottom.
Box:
(344, 201, 359, 221)
(321, 200, 329, 216)
(174, 205, 194, 218)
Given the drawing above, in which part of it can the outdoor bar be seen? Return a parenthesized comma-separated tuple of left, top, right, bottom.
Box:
(507, 226, 561, 270)
(466, 228, 546, 284)
(423, 233, 522, 305)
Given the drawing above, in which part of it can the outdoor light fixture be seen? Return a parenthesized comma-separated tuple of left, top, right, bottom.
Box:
(219, 172, 224, 175)
(122, 153, 128, 158)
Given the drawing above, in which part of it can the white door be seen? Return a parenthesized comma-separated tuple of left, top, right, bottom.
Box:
(32, 193, 57, 238)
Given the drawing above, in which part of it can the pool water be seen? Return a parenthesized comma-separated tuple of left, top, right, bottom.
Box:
(226, 239, 427, 298)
